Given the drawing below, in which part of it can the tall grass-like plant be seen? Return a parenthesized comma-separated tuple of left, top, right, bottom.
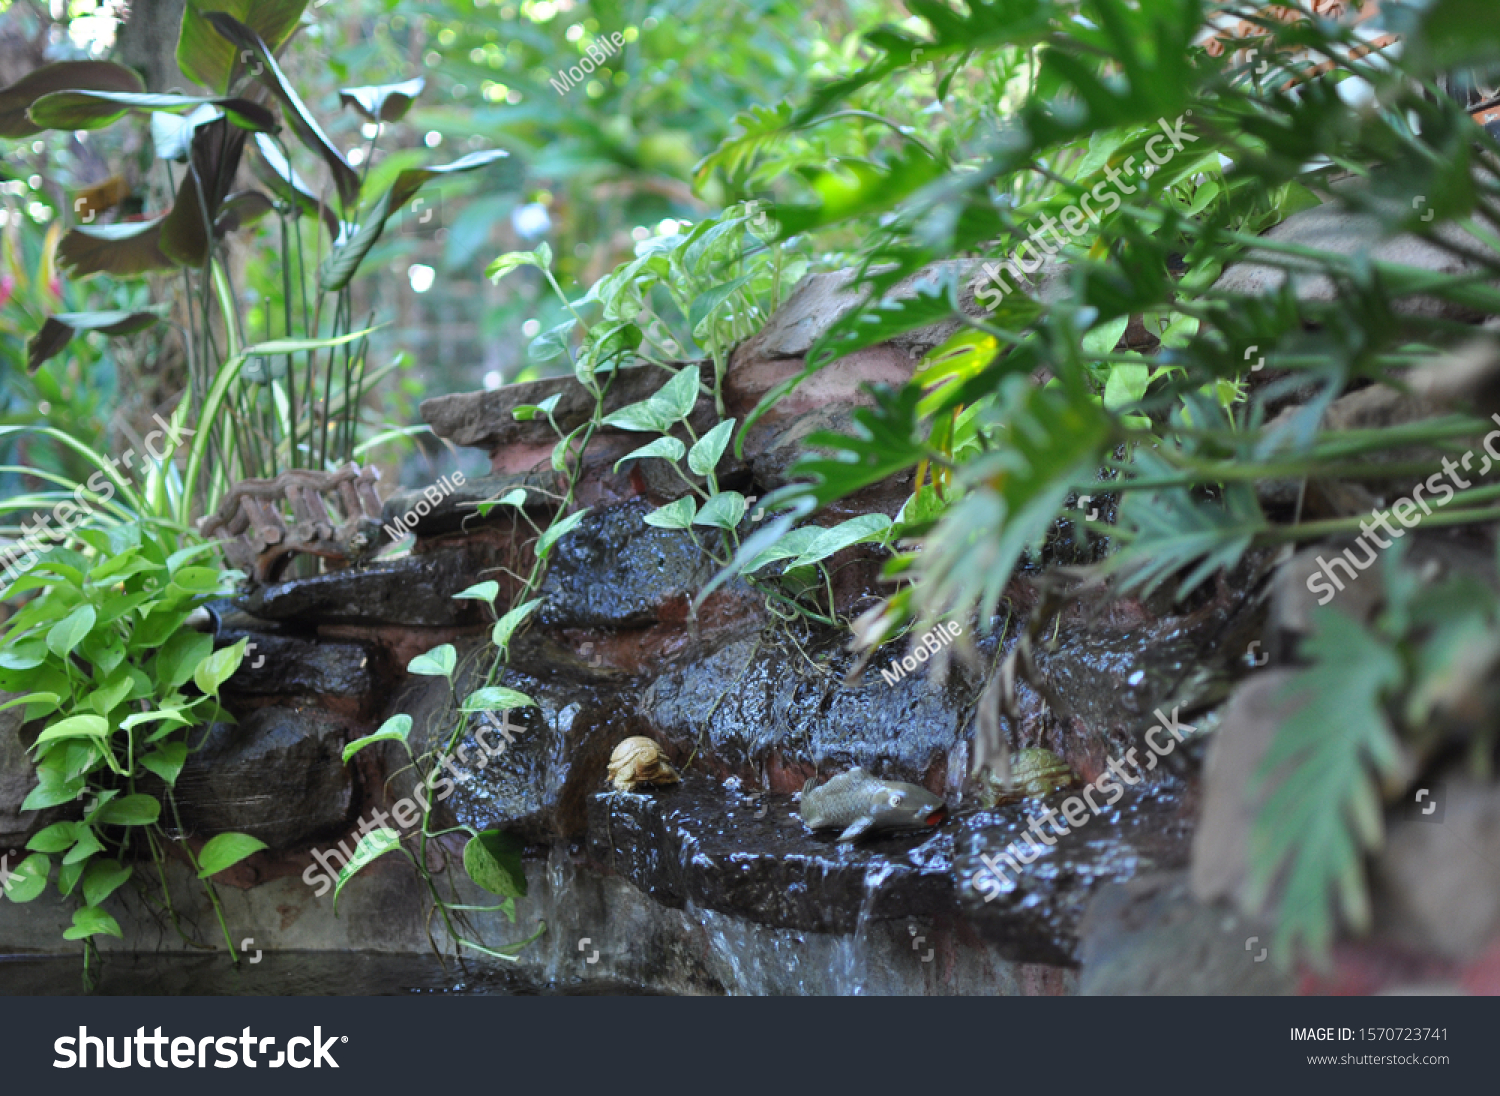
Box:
(0, 0, 505, 517)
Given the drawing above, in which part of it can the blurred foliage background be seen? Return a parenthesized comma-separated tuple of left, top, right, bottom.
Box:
(0, 0, 944, 485)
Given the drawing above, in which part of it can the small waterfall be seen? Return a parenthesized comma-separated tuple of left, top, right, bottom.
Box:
(832, 860, 899, 995)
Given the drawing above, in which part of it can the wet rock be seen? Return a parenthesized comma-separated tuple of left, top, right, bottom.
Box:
(586, 770, 956, 932)
(1213, 200, 1500, 320)
(0, 697, 39, 849)
(389, 643, 640, 842)
(954, 786, 1196, 965)
(216, 632, 374, 699)
(1077, 871, 1294, 994)
(1371, 777, 1500, 961)
(641, 622, 981, 790)
(246, 545, 489, 627)
(536, 498, 721, 629)
(175, 707, 355, 850)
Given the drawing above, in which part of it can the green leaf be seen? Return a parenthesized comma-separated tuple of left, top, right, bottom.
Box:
(613, 436, 686, 473)
(3, 853, 49, 903)
(693, 491, 748, 531)
(643, 496, 697, 530)
(139, 742, 188, 787)
(536, 509, 589, 559)
(62, 906, 122, 941)
(27, 822, 77, 854)
(741, 526, 824, 574)
(491, 598, 542, 652)
(342, 714, 413, 764)
(453, 581, 500, 605)
(461, 686, 536, 712)
(154, 631, 215, 690)
(62, 826, 104, 865)
(0, 691, 58, 715)
(96, 794, 161, 827)
(0, 60, 143, 136)
(339, 76, 424, 122)
(20, 767, 84, 810)
(652, 367, 702, 423)
(789, 514, 893, 568)
(486, 249, 546, 282)
(177, 0, 309, 94)
(688, 273, 754, 334)
(463, 830, 527, 898)
(44, 604, 95, 657)
(193, 639, 246, 697)
(82, 859, 132, 907)
(333, 828, 405, 913)
(1249, 609, 1406, 965)
(32, 714, 109, 749)
(476, 488, 529, 516)
(196, 832, 269, 878)
(600, 399, 676, 433)
(688, 419, 736, 478)
(407, 644, 457, 678)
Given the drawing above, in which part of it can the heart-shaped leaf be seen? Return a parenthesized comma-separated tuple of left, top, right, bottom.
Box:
(407, 643, 457, 678)
(81, 859, 132, 907)
(461, 686, 536, 711)
(453, 581, 500, 605)
(2, 852, 50, 902)
(342, 714, 413, 764)
(463, 830, 527, 898)
(333, 828, 405, 912)
(613, 436, 685, 473)
(62, 905, 122, 941)
(688, 419, 736, 477)
(693, 491, 748, 531)
(96, 794, 161, 827)
(196, 832, 269, 878)
(643, 496, 697, 530)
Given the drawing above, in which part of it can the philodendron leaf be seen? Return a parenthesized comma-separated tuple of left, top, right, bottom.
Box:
(651, 367, 703, 423)
(408, 644, 457, 678)
(461, 686, 536, 711)
(193, 639, 247, 697)
(693, 491, 748, 531)
(319, 149, 508, 291)
(139, 742, 188, 787)
(491, 598, 542, 652)
(613, 436, 686, 472)
(96, 795, 161, 827)
(643, 495, 697, 530)
(342, 714, 414, 764)
(28, 312, 161, 373)
(45, 604, 96, 657)
(688, 419, 736, 477)
(31, 715, 107, 750)
(535, 508, 590, 559)
(339, 76, 425, 122)
(453, 580, 500, 605)
(196, 832, 269, 878)
(789, 514, 893, 568)
(81, 859, 132, 907)
(2, 853, 49, 902)
(0, 60, 143, 138)
(463, 830, 527, 898)
(62, 906, 122, 941)
(177, 0, 308, 95)
(486, 249, 546, 282)
(333, 828, 405, 913)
